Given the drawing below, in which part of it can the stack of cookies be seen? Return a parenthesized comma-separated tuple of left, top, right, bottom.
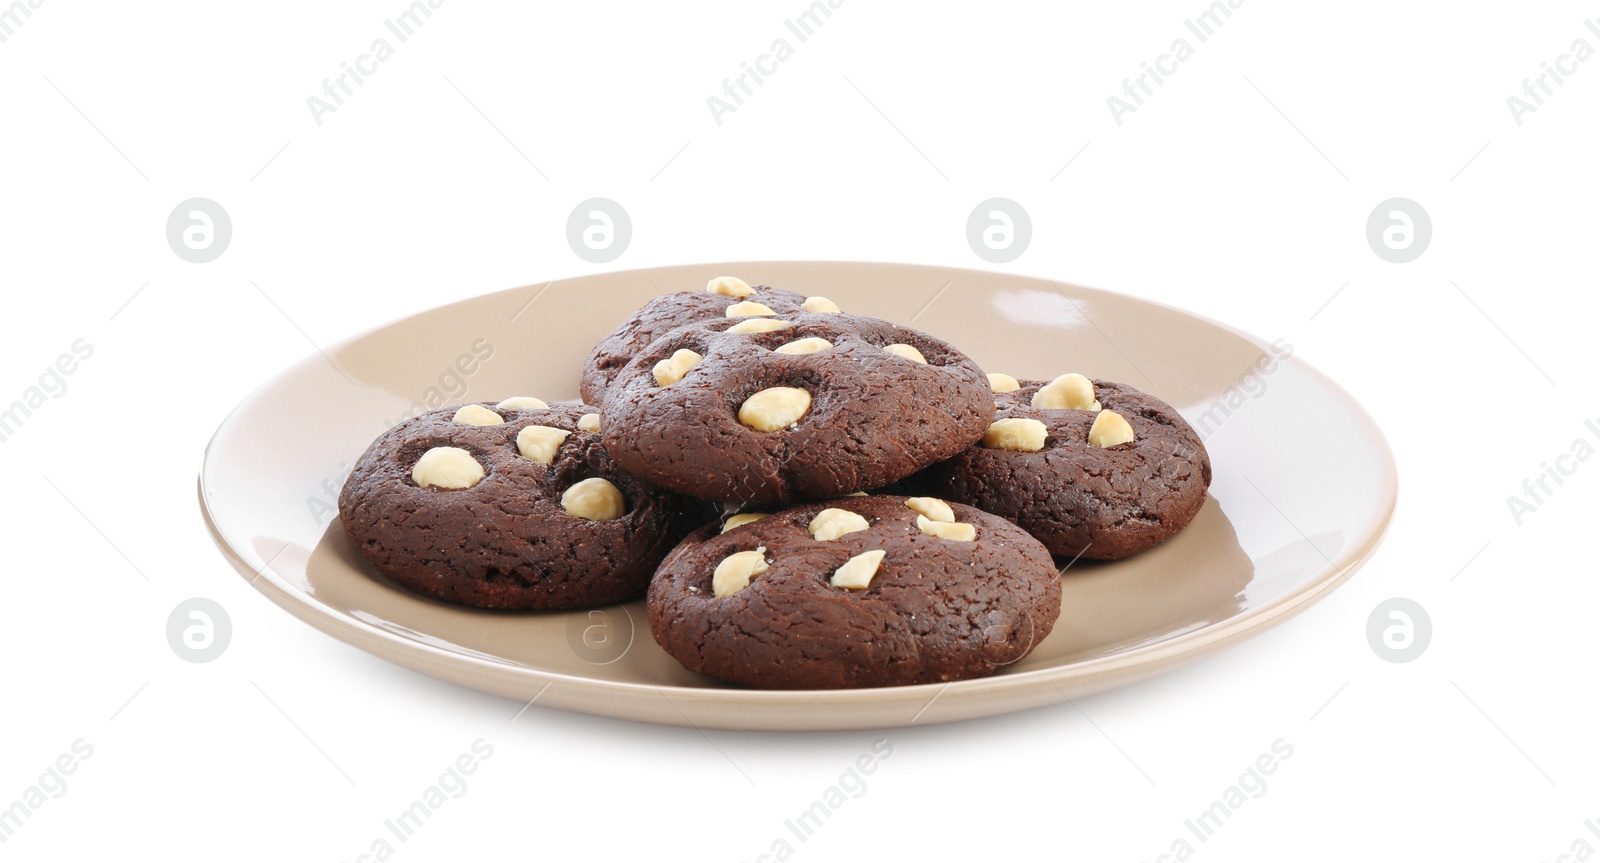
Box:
(339, 277, 1211, 690)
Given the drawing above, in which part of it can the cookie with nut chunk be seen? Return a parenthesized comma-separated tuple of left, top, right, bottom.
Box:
(599, 311, 994, 506)
(581, 277, 845, 405)
(914, 375, 1211, 560)
(647, 495, 1061, 689)
(338, 399, 705, 609)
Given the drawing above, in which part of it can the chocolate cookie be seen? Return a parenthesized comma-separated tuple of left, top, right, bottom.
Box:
(648, 495, 1061, 689)
(580, 277, 837, 405)
(599, 312, 994, 506)
(915, 375, 1211, 560)
(339, 399, 705, 609)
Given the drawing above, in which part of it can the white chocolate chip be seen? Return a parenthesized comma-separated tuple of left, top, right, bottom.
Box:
(982, 417, 1048, 452)
(883, 343, 927, 364)
(727, 318, 792, 334)
(846, 491, 868, 497)
(652, 348, 703, 387)
(411, 447, 485, 489)
(1032, 373, 1099, 411)
(1088, 409, 1136, 448)
(560, 478, 625, 521)
(773, 337, 833, 355)
(916, 515, 976, 542)
(986, 373, 1020, 393)
(516, 425, 571, 464)
(725, 301, 776, 317)
(713, 548, 769, 597)
(706, 276, 755, 298)
(809, 507, 871, 541)
(830, 550, 887, 590)
(452, 404, 504, 426)
(905, 497, 955, 523)
(802, 296, 841, 314)
(577, 413, 601, 433)
(738, 387, 811, 431)
(721, 513, 770, 533)
(495, 397, 548, 411)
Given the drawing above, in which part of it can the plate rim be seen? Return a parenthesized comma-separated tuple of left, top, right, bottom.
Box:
(197, 260, 1398, 729)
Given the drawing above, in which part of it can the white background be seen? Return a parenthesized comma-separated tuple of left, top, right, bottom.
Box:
(3, 0, 1598, 859)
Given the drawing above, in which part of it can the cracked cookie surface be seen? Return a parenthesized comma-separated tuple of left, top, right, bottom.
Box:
(580, 286, 810, 405)
(647, 495, 1061, 689)
(339, 401, 705, 609)
(599, 314, 994, 506)
(915, 379, 1211, 560)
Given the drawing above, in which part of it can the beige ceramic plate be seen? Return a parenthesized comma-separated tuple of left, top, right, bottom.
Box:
(200, 262, 1396, 731)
